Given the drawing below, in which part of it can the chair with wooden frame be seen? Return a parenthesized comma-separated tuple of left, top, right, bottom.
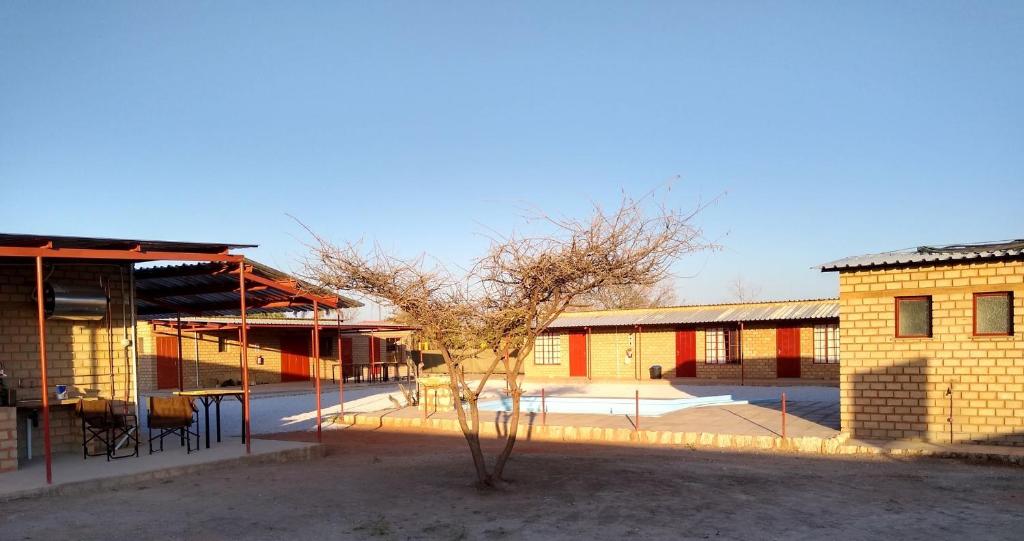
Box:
(75, 398, 139, 460)
(147, 396, 200, 454)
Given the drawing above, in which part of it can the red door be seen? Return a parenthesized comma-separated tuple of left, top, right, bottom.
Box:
(568, 332, 587, 377)
(675, 330, 697, 377)
(280, 335, 311, 382)
(156, 336, 180, 390)
(369, 337, 382, 378)
(776, 327, 801, 378)
(340, 336, 353, 378)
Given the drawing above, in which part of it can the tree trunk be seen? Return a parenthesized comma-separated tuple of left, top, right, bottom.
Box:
(442, 352, 494, 487)
(491, 354, 526, 481)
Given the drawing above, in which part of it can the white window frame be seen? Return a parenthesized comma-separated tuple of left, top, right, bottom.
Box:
(534, 333, 561, 365)
(705, 328, 728, 364)
(813, 324, 840, 364)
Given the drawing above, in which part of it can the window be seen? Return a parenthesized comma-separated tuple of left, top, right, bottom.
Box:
(813, 324, 840, 364)
(896, 296, 932, 338)
(217, 336, 227, 352)
(705, 327, 740, 364)
(319, 335, 335, 356)
(534, 333, 560, 365)
(974, 292, 1013, 336)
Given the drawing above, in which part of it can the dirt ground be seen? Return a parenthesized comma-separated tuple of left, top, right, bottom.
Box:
(2, 428, 1022, 541)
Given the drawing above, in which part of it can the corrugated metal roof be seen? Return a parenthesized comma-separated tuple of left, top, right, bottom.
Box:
(0, 232, 255, 253)
(147, 316, 416, 332)
(820, 239, 1024, 272)
(548, 299, 839, 329)
(135, 260, 361, 317)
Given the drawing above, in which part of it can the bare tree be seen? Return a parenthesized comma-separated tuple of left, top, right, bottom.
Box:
(302, 193, 708, 487)
(568, 278, 678, 311)
(729, 275, 763, 303)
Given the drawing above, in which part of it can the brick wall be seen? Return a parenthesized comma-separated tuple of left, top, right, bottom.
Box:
(0, 407, 16, 472)
(139, 325, 352, 391)
(137, 325, 423, 391)
(837, 259, 1024, 445)
(525, 333, 571, 378)
(0, 263, 136, 456)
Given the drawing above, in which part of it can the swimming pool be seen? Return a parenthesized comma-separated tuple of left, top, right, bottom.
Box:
(477, 395, 747, 417)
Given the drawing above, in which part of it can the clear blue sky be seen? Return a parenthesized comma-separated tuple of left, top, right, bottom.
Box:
(2, 2, 1022, 317)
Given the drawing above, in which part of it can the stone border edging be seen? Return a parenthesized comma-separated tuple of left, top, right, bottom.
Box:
(330, 412, 1024, 466)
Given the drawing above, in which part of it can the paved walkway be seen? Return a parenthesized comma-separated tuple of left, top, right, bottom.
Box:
(340, 399, 840, 439)
(141, 381, 409, 435)
(0, 437, 321, 501)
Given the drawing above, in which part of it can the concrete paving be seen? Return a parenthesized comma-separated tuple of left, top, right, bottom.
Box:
(0, 436, 321, 501)
(342, 400, 840, 439)
(141, 381, 410, 435)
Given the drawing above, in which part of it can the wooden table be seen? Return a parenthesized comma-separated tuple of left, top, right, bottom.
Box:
(172, 389, 244, 448)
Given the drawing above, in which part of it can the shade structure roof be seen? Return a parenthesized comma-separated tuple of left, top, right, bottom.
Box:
(146, 316, 416, 333)
(820, 239, 1024, 272)
(135, 260, 361, 317)
(548, 298, 839, 329)
(0, 232, 254, 262)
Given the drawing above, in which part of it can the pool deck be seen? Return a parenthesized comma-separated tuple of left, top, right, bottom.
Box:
(333, 399, 840, 440)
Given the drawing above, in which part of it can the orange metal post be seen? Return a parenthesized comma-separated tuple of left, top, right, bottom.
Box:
(176, 312, 184, 391)
(781, 392, 787, 439)
(739, 322, 745, 387)
(635, 389, 640, 432)
(342, 307, 350, 415)
(239, 263, 251, 454)
(541, 388, 546, 426)
(313, 301, 322, 442)
(34, 256, 53, 484)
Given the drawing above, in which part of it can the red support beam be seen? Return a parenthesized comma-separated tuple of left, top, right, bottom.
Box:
(0, 246, 243, 262)
(34, 256, 53, 485)
(342, 309, 350, 418)
(239, 262, 252, 455)
(313, 300, 322, 443)
(233, 267, 339, 308)
(176, 313, 184, 391)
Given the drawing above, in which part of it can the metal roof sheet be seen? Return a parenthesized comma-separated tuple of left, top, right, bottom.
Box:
(0, 232, 255, 254)
(820, 240, 1024, 272)
(548, 299, 839, 329)
(147, 316, 416, 332)
(134, 260, 361, 317)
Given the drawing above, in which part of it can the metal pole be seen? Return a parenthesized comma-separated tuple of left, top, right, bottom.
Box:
(34, 256, 53, 484)
(541, 388, 546, 426)
(194, 331, 201, 387)
(781, 392, 787, 439)
(239, 262, 251, 454)
(342, 309, 350, 418)
(635, 389, 640, 432)
(176, 313, 183, 391)
(739, 322, 745, 386)
(313, 301, 322, 443)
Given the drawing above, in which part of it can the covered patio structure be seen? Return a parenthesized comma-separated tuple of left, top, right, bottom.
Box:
(0, 233, 349, 485)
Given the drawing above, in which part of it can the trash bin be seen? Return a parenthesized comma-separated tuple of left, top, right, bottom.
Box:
(649, 365, 662, 379)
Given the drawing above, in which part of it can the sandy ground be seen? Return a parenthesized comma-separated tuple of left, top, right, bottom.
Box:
(2, 429, 1021, 541)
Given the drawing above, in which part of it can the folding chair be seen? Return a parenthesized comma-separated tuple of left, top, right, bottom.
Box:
(76, 398, 139, 460)
(147, 396, 200, 454)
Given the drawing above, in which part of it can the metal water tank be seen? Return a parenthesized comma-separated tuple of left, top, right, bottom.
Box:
(40, 282, 108, 320)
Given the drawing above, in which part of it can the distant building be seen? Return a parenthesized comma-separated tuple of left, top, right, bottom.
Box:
(524, 298, 840, 382)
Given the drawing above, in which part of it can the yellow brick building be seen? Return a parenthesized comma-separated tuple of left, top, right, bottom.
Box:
(136, 318, 417, 392)
(0, 233, 356, 476)
(822, 240, 1024, 446)
(523, 299, 841, 382)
